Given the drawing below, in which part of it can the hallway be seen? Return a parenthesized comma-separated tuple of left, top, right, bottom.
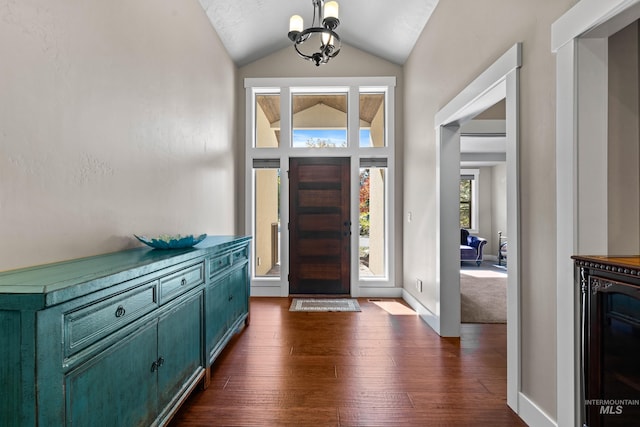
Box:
(170, 298, 525, 426)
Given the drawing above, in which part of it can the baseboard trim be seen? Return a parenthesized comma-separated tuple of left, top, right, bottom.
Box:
(250, 286, 404, 298)
(358, 287, 403, 298)
(402, 289, 441, 334)
(250, 286, 282, 297)
(518, 392, 557, 427)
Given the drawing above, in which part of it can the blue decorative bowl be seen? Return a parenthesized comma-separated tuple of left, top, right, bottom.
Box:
(134, 234, 207, 249)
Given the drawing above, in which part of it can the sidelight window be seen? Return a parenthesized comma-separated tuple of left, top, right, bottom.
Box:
(253, 160, 281, 278)
(359, 158, 387, 278)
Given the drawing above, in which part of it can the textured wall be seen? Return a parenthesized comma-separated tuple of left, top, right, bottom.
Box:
(0, 0, 237, 271)
(403, 0, 575, 419)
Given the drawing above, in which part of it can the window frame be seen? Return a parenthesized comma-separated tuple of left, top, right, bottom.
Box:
(460, 169, 479, 233)
(245, 77, 396, 297)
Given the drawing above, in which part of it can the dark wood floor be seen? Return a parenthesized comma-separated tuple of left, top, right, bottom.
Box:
(170, 298, 526, 426)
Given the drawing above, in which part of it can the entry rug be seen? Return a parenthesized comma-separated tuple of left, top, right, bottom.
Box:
(289, 298, 361, 312)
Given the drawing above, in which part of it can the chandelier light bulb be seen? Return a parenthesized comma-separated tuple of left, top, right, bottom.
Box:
(324, 1, 339, 20)
(289, 15, 303, 33)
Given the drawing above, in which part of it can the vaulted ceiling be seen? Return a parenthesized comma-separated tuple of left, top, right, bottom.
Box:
(198, 0, 440, 66)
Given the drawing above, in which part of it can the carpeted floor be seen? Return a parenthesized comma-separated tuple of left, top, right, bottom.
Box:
(460, 262, 507, 323)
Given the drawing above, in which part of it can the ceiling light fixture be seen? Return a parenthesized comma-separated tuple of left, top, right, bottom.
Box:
(288, 0, 341, 66)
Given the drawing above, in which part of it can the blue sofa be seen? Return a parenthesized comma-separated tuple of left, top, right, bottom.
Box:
(460, 229, 487, 266)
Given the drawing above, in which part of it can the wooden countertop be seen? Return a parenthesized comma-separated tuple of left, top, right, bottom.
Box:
(572, 255, 640, 268)
(572, 255, 640, 278)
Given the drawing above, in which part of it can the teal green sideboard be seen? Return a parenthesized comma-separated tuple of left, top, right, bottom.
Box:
(0, 235, 251, 427)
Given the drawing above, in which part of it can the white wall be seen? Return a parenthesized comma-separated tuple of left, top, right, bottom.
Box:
(460, 164, 506, 258)
(403, 0, 576, 419)
(608, 20, 640, 254)
(476, 167, 493, 252)
(0, 0, 237, 272)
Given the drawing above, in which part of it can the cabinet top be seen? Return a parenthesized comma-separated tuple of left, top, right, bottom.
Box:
(572, 255, 640, 277)
(0, 235, 250, 308)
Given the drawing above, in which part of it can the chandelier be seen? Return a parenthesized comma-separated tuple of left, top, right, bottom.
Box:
(288, 0, 341, 66)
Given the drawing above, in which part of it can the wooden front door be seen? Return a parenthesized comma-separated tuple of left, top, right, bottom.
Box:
(289, 157, 350, 294)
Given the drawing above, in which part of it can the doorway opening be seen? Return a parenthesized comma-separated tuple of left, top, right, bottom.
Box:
(459, 107, 508, 324)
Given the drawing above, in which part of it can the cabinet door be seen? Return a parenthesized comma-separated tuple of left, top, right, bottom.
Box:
(228, 264, 249, 325)
(206, 275, 230, 361)
(157, 292, 203, 410)
(65, 321, 158, 427)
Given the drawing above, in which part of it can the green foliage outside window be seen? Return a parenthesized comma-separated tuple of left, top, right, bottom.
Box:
(360, 169, 370, 236)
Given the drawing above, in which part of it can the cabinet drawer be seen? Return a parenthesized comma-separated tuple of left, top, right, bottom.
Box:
(209, 254, 231, 276)
(232, 246, 249, 264)
(64, 281, 158, 357)
(159, 262, 204, 304)
(209, 246, 249, 278)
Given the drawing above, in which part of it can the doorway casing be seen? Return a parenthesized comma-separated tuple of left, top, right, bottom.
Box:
(411, 43, 522, 413)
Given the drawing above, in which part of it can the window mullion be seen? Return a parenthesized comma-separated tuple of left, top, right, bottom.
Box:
(280, 87, 292, 149)
(348, 86, 359, 148)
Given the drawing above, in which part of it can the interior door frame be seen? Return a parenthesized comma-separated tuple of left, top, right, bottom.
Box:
(433, 43, 522, 412)
(552, 1, 640, 424)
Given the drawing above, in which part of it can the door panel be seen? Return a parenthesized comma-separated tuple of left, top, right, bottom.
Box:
(65, 321, 158, 427)
(289, 157, 350, 294)
(298, 214, 342, 231)
(298, 189, 342, 206)
(157, 293, 203, 410)
(298, 263, 342, 280)
(298, 164, 343, 182)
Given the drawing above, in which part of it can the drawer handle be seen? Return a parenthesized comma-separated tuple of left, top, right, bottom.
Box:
(157, 357, 164, 367)
(181, 278, 187, 286)
(115, 305, 126, 318)
(228, 295, 233, 301)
